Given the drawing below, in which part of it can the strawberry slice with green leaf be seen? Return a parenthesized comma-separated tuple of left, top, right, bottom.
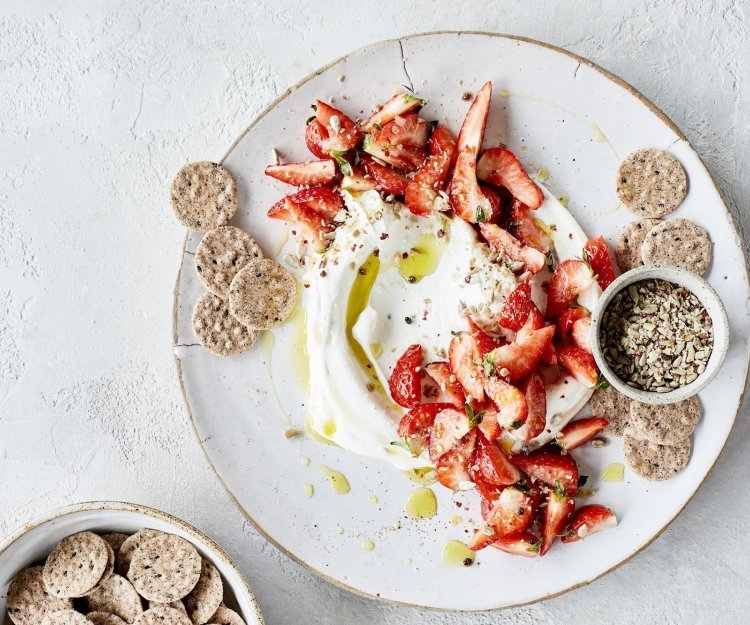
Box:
(540, 484, 575, 555)
(583, 236, 616, 290)
(405, 125, 456, 216)
(561, 504, 617, 543)
(269, 195, 335, 253)
(429, 407, 471, 462)
(479, 223, 546, 275)
(477, 146, 544, 209)
(472, 433, 522, 486)
(360, 153, 409, 195)
(497, 281, 535, 331)
(362, 133, 425, 172)
(424, 362, 466, 408)
(482, 486, 535, 538)
(435, 430, 476, 490)
(484, 376, 528, 430)
(375, 113, 429, 148)
(514, 370, 547, 441)
(558, 345, 599, 388)
(556, 417, 608, 451)
(315, 100, 362, 153)
(264, 160, 337, 186)
(545, 259, 596, 318)
(340, 167, 377, 192)
(397, 402, 456, 455)
(485, 319, 555, 383)
(491, 531, 542, 557)
(448, 332, 486, 402)
(305, 118, 329, 159)
(361, 91, 426, 133)
(511, 448, 579, 495)
(510, 198, 552, 253)
(388, 344, 423, 408)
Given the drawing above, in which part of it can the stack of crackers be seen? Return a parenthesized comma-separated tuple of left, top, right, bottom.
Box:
(6, 529, 247, 625)
(170, 161, 297, 357)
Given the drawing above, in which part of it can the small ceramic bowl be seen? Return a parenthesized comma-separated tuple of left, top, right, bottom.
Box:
(590, 265, 729, 405)
(0, 501, 265, 625)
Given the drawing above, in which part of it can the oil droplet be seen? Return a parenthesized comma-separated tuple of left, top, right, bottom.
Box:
(602, 463, 624, 482)
(336, 525, 344, 534)
(499, 437, 515, 454)
(322, 418, 337, 437)
(305, 415, 340, 447)
(450, 515, 463, 526)
(319, 465, 351, 494)
(346, 252, 384, 392)
(370, 342, 383, 359)
(557, 193, 570, 208)
(536, 167, 550, 182)
(498, 90, 511, 98)
(361, 540, 375, 552)
(404, 487, 438, 520)
(288, 307, 309, 391)
(442, 540, 475, 566)
(369, 495, 379, 504)
(395, 233, 447, 283)
(590, 122, 607, 143)
(260, 331, 291, 425)
(404, 467, 437, 485)
(304, 484, 314, 498)
(300, 456, 310, 467)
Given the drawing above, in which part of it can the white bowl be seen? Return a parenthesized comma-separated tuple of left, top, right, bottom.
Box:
(590, 265, 729, 404)
(0, 501, 265, 625)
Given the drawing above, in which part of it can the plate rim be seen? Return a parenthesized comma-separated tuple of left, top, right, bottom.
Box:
(171, 30, 750, 611)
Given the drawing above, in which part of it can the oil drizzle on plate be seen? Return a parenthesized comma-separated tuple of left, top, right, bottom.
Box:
(361, 539, 375, 552)
(319, 465, 351, 494)
(259, 331, 291, 425)
(404, 487, 437, 520)
(602, 462, 625, 482)
(442, 540, 475, 566)
(395, 232, 447, 283)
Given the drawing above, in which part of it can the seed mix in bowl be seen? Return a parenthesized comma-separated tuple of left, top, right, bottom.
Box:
(600, 279, 713, 392)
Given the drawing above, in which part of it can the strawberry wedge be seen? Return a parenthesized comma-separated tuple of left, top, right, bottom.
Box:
(584, 236, 616, 290)
(497, 280, 535, 331)
(429, 407, 470, 462)
(305, 118, 329, 159)
(510, 198, 552, 253)
(491, 532, 542, 557)
(485, 320, 555, 383)
(448, 333, 486, 402)
(424, 362, 466, 408)
(397, 402, 455, 455)
(405, 125, 456, 216)
(472, 433, 521, 486)
(483, 486, 535, 538)
(361, 91, 425, 133)
(558, 345, 599, 388)
(315, 100, 361, 153)
(514, 370, 547, 441)
(545, 259, 596, 318)
(265, 160, 337, 186)
(479, 223, 546, 275)
(361, 154, 409, 195)
(388, 344, 423, 408)
(484, 377, 528, 429)
(511, 448, 579, 495)
(435, 430, 476, 490)
(556, 417, 608, 451)
(375, 113, 429, 148)
(477, 146, 544, 209)
(541, 488, 575, 555)
(561, 504, 617, 543)
(362, 133, 425, 172)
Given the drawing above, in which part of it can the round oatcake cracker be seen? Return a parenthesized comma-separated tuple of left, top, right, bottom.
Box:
(195, 227, 264, 298)
(623, 429, 691, 480)
(228, 259, 297, 330)
(99, 533, 130, 556)
(116, 529, 166, 577)
(40, 610, 92, 625)
(629, 396, 700, 445)
(207, 606, 246, 625)
(192, 292, 258, 356)
(183, 558, 223, 625)
(126, 535, 201, 604)
(86, 614, 127, 625)
(83, 541, 115, 597)
(43, 532, 110, 598)
(589, 384, 632, 436)
(7, 566, 74, 625)
(146, 601, 186, 615)
(615, 218, 661, 272)
(640, 218, 712, 275)
(84, 575, 143, 624)
(134, 607, 191, 625)
(170, 161, 238, 233)
(617, 149, 687, 218)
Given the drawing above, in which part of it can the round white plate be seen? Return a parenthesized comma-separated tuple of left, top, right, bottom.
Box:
(173, 32, 750, 610)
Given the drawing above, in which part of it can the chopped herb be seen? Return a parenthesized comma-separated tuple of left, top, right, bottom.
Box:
(509, 420, 524, 430)
(481, 353, 496, 377)
(466, 403, 485, 428)
(305, 115, 316, 125)
(330, 151, 353, 176)
(390, 440, 416, 456)
(526, 540, 541, 554)
(475, 206, 487, 222)
(310, 103, 317, 111)
(554, 480, 566, 498)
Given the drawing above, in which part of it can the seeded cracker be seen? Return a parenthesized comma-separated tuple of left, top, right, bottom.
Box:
(133, 607, 192, 625)
(43, 532, 109, 598)
(7, 566, 73, 625)
(183, 558, 223, 625)
(589, 384, 632, 436)
(40, 610, 92, 625)
(127, 534, 201, 603)
(170, 162, 238, 232)
(99, 533, 130, 555)
(195, 226, 264, 298)
(146, 601, 187, 615)
(229, 259, 297, 330)
(640, 218, 712, 276)
(86, 614, 127, 625)
(629, 396, 701, 445)
(208, 607, 246, 625)
(83, 541, 115, 596)
(615, 219, 661, 272)
(623, 429, 691, 480)
(192, 292, 258, 356)
(116, 529, 166, 577)
(616, 149, 687, 217)
(85, 575, 143, 624)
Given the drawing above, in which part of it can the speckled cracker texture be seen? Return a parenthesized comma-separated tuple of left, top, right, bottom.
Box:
(126, 535, 201, 603)
(99, 533, 130, 555)
(192, 292, 258, 356)
(116, 529, 165, 577)
(7, 566, 73, 625)
(630, 396, 701, 445)
(207, 607, 246, 625)
(589, 384, 632, 436)
(623, 429, 691, 480)
(617, 148, 687, 217)
(640, 218, 712, 275)
(195, 226, 264, 298)
(133, 607, 192, 625)
(84, 575, 144, 624)
(86, 614, 127, 625)
(170, 161, 238, 232)
(183, 558, 223, 625)
(43, 532, 110, 598)
(615, 218, 662, 272)
(40, 610, 92, 625)
(228, 259, 297, 330)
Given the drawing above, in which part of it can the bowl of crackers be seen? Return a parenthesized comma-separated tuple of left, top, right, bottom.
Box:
(590, 264, 729, 405)
(0, 501, 264, 625)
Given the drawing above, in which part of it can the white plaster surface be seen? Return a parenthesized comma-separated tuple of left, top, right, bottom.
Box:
(1, 1, 748, 622)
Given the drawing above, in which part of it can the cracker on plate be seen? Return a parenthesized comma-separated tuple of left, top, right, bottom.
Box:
(7, 566, 73, 625)
(84, 575, 143, 624)
(40, 610, 92, 625)
(99, 533, 130, 555)
(615, 218, 661, 272)
(629, 396, 700, 445)
(623, 429, 691, 480)
(183, 558, 223, 625)
(589, 384, 632, 436)
(82, 541, 115, 597)
(170, 162, 238, 232)
(616, 148, 687, 218)
(228, 259, 297, 330)
(640, 218, 712, 275)
(43, 532, 110, 598)
(192, 292, 258, 356)
(126, 535, 201, 603)
(195, 226, 264, 298)
(207, 606, 246, 625)
(116, 529, 166, 577)
(133, 607, 191, 625)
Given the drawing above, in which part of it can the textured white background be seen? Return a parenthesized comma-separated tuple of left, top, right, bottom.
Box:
(1, 1, 749, 623)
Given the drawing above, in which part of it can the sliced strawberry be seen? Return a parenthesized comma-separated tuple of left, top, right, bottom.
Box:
(472, 433, 522, 485)
(515, 307, 544, 342)
(491, 531, 542, 557)
(556, 417, 608, 451)
(479, 223, 546, 274)
(540, 489, 575, 555)
(480, 184, 503, 222)
(267, 197, 291, 221)
(483, 486, 534, 538)
(556, 307, 590, 341)
(571, 316, 592, 353)
(397, 402, 455, 455)
(360, 154, 409, 195)
(315, 100, 361, 153)
(435, 430, 476, 490)
(361, 91, 425, 133)
(484, 376, 528, 429)
(449, 147, 495, 223)
(584, 236, 616, 290)
(285, 199, 334, 253)
(477, 410, 501, 441)
(545, 259, 596, 318)
(467, 527, 496, 552)
(405, 125, 456, 216)
(448, 333, 485, 402)
(512, 449, 579, 495)
(424, 362, 466, 408)
(361, 133, 425, 172)
(510, 198, 551, 253)
(561, 504, 617, 543)
(497, 281, 534, 331)
(305, 118, 329, 159)
(486, 323, 555, 383)
(429, 407, 470, 461)
(388, 344, 423, 408)
(558, 345, 599, 388)
(340, 167, 377, 192)
(477, 146, 544, 210)
(264, 160, 337, 187)
(466, 316, 504, 356)
(514, 371, 547, 441)
(456, 81, 492, 153)
(375, 113, 429, 148)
